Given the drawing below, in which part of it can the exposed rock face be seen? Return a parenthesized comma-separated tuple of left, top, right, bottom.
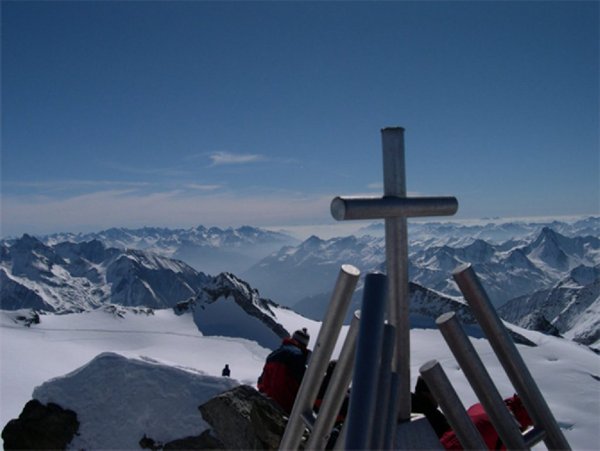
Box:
(163, 431, 226, 450)
(1, 399, 79, 449)
(139, 430, 226, 450)
(499, 271, 600, 349)
(199, 385, 287, 450)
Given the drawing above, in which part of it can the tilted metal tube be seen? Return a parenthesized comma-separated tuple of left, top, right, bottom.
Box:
(371, 323, 397, 450)
(345, 273, 388, 450)
(436, 311, 528, 450)
(279, 264, 360, 451)
(453, 263, 571, 450)
(306, 312, 360, 450)
(419, 360, 487, 450)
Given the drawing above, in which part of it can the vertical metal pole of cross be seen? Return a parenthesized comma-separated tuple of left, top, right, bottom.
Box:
(329, 127, 459, 447)
(382, 127, 412, 423)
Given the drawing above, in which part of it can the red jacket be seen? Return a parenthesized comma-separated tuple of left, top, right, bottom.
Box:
(257, 338, 308, 413)
(440, 395, 533, 450)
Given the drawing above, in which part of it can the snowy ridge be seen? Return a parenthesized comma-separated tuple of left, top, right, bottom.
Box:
(174, 272, 290, 349)
(499, 267, 600, 350)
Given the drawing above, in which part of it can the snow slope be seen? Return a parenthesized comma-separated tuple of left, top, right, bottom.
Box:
(1, 308, 599, 449)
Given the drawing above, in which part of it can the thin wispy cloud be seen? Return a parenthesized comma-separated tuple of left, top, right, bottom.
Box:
(3, 180, 151, 192)
(208, 151, 266, 166)
(185, 184, 223, 191)
(100, 161, 191, 178)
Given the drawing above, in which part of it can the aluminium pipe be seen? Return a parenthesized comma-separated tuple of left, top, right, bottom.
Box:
(279, 264, 360, 451)
(385, 213, 411, 423)
(453, 263, 571, 450)
(371, 324, 397, 450)
(345, 273, 388, 450)
(382, 372, 401, 449)
(381, 127, 412, 423)
(436, 312, 528, 450)
(306, 312, 360, 450)
(330, 196, 459, 221)
(419, 360, 487, 450)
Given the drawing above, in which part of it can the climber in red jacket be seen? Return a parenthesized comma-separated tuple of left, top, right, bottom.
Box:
(257, 328, 311, 414)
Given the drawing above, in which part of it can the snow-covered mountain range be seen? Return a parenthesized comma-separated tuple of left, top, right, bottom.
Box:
(35, 225, 297, 275)
(2, 217, 599, 351)
(359, 215, 600, 248)
(0, 235, 297, 346)
(1, 234, 211, 311)
(2, 234, 530, 346)
(243, 225, 600, 311)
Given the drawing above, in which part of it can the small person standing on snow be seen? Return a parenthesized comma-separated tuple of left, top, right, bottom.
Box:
(257, 328, 311, 413)
(222, 364, 230, 377)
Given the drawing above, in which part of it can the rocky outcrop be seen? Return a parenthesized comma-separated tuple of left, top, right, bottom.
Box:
(199, 385, 287, 450)
(139, 430, 226, 450)
(2, 388, 284, 451)
(1, 399, 79, 449)
(137, 385, 288, 450)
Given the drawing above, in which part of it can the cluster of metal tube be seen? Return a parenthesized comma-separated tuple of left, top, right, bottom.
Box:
(418, 264, 570, 451)
(279, 264, 570, 450)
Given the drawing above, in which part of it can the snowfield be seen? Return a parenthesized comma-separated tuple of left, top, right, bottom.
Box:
(1, 307, 599, 449)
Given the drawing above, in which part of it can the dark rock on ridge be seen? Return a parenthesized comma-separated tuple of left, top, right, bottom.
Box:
(199, 385, 287, 450)
(1, 399, 79, 450)
(139, 430, 226, 450)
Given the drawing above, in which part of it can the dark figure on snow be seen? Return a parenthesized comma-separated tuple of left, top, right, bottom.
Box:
(314, 360, 349, 423)
(411, 376, 450, 438)
(257, 328, 311, 414)
(221, 364, 230, 377)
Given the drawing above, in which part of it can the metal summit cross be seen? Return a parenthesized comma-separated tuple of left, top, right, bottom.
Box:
(331, 127, 458, 424)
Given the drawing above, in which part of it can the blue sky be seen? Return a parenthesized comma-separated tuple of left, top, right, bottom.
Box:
(2, 1, 598, 237)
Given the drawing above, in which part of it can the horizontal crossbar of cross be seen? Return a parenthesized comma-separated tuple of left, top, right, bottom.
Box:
(331, 195, 458, 221)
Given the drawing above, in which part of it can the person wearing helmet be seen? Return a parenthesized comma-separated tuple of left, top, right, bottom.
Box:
(257, 328, 311, 413)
